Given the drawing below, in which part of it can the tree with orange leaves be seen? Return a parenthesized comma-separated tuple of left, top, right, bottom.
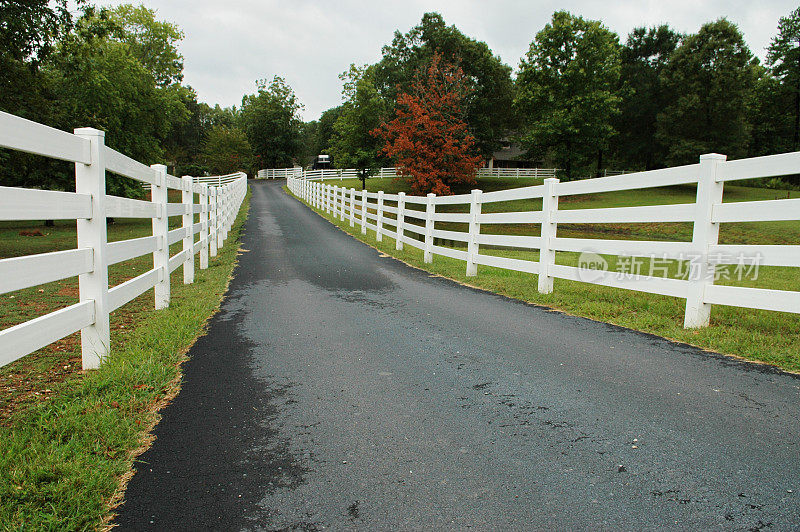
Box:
(372, 53, 483, 195)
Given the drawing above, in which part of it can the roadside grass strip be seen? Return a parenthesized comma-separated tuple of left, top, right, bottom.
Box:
(0, 191, 250, 530)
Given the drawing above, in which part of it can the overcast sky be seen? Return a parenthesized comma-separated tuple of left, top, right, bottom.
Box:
(95, 0, 797, 121)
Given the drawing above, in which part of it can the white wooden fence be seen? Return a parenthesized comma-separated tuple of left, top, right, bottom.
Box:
(0, 111, 248, 370)
(258, 168, 301, 179)
(476, 167, 559, 179)
(260, 166, 559, 181)
(193, 173, 244, 186)
(288, 152, 800, 327)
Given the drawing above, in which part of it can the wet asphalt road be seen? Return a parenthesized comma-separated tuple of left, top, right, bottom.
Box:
(115, 179, 800, 530)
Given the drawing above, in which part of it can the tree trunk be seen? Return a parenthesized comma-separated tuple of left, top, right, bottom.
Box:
(793, 89, 799, 151)
(565, 138, 572, 181)
(596, 148, 603, 178)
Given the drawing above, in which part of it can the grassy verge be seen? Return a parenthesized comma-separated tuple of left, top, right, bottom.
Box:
(0, 189, 250, 530)
(1, 190, 200, 422)
(288, 181, 800, 373)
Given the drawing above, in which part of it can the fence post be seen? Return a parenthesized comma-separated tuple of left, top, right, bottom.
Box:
(538, 177, 559, 294)
(360, 189, 368, 234)
(216, 184, 224, 251)
(376, 190, 384, 242)
(209, 187, 218, 258)
(199, 183, 209, 269)
(150, 163, 170, 309)
(325, 184, 330, 213)
(349, 187, 356, 227)
(223, 184, 231, 241)
(684, 153, 726, 328)
(181, 175, 195, 284)
(396, 192, 406, 251)
(424, 193, 436, 263)
(220, 184, 227, 244)
(74, 127, 109, 370)
(466, 189, 483, 276)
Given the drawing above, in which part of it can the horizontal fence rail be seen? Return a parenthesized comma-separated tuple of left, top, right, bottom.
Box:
(0, 110, 248, 370)
(257, 168, 301, 180)
(286, 152, 800, 328)
(258, 166, 560, 181)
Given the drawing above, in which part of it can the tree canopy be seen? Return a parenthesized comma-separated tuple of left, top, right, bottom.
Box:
(375, 53, 483, 195)
(240, 76, 303, 169)
(201, 124, 252, 175)
(614, 25, 681, 170)
(656, 19, 757, 165)
(328, 65, 389, 171)
(374, 13, 515, 158)
(515, 11, 621, 180)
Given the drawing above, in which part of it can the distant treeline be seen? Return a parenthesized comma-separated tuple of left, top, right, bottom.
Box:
(4, 4, 800, 194)
(0, 1, 302, 196)
(304, 11, 800, 186)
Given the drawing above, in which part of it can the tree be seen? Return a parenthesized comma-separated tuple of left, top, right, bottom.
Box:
(375, 13, 515, 158)
(374, 53, 483, 195)
(328, 65, 388, 178)
(767, 6, 800, 151)
(516, 11, 621, 180)
(748, 68, 791, 156)
(0, 0, 74, 192)
(50, 7, 187, 193)
(0, 0, 72, 65)
(298, 120, 319, 167)
(656, 19, 757, 165)
(201, 124, 252, 175)
(239, 76, 303, 169)
(105, 4, 184, 87)
(317, 106, 342, 155)
(615, 25, 680, 170)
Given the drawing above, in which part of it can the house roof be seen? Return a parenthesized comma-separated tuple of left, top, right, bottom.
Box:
(491, 144, 533, 162)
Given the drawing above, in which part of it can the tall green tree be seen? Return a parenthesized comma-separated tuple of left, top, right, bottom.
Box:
(317, 106, 342, 155)
(748, 68, 792, 158)
(0, 0, 74, 191)
(201, 124, 252, 175)
(516, 11, 621, 180)
(239, 76, 303, 169)
(328, 65, 388, 172)
(656, 19, 757, 165)
(298, 120, 319, 167)
(615, 25, 680, 170)
(47, 10, 187, 196)
(767, 6, 800, 151)
(105, 4, 184, 87)
(375, 12, 515, 158)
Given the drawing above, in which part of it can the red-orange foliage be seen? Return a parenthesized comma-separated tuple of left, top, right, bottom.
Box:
(372, 53, 484, 195)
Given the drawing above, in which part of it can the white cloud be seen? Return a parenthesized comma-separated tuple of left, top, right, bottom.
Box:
(96, 0, 797, 120)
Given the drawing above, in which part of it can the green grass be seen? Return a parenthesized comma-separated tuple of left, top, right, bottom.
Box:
(294, 177, 800, 373)
(0, 189, 250, 530)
